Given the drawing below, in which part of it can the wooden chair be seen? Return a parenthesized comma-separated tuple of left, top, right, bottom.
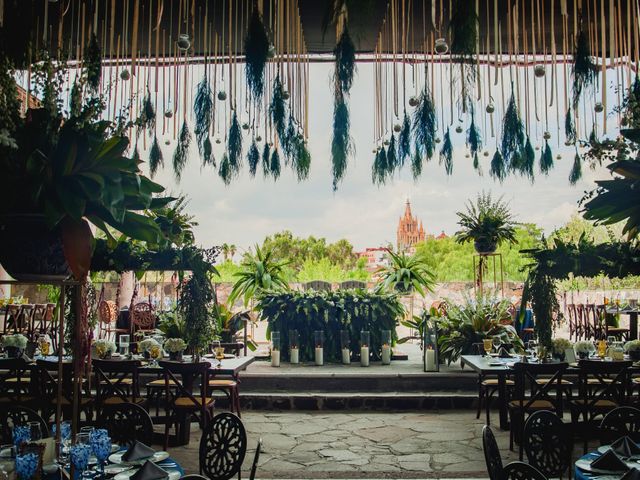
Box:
(199, 412, 247, 480)
(97, 402, 154, 447)
(508, 362, 568, 460)
(3, 304, 22, 335)
(92, 359, 144, 413)
(584, 304, 600, 340)
(159, 361, 215, 450)
(503, 462, 547, 480)
(523, 410, 572, 479)
(339, 280, 367, 290)
(31, 304, 47, 335)
(575, 304, 586, 340)
(599, 406, 640, 445)
(35, 359, 93, 423)
(472, 343, 514, 426)
(0, 358, 35, 406)
(130, 302, 156, 336)
(567, 304, 577, 340)
(596, 304, 629, 341)
(0, 405, 48, 444)
(98, 300, 126, 341)
(303, 281, 332, 292)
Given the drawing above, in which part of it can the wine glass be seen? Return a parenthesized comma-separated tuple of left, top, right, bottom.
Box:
(28, 422, 41, 441)
(482, 338, 493, 357)
(89, 429, 111, 477)
(70, 442, 91, 480)
(527, 340, 538, 359)
(37, 335, 49, 357)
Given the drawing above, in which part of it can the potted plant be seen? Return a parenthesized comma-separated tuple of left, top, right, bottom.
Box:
(374, 250, 435, 296)
(551, 338, 572, 361)
(93, 339, 116, 359)
(139, 338, 161, 359)
(164, 338, 187, 361)
(157, 310, 186, 339)
(624, 340, 640, 361)
(574, 340, 595, 360)
(211, 304, 253, 346)
(2, 334, 28, 358)
(455, 192, 518, 254)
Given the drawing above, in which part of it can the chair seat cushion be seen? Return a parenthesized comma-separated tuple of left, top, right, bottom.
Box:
(607, 328, 629, 333)
(571, 399, 618, 408)
(535, 378, 573, 385)
(174, 397, 214, 408)
(587, 378, 614, 384)
(5, 377, 31, 383)
(146, 379, 178, 387)
(103, 396, 146, 405)
(208, 379, 237, 387)
(508, 399, 554, 410)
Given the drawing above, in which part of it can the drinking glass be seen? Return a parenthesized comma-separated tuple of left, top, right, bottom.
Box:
(149, 345, 162, 366)
(89, 429, 111, 477)
(482, 338, 493, 357)
(70, 442, 91, 480)
(37, 335, 49, 357)
(527, 340, 538, 358)
(28, 422, 41, 441)
(15, 453, 38, 480)
(119, 335, 130, 356)
(492, 336, 502, 353)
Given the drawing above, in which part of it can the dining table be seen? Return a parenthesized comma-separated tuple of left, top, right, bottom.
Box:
(606, 306, 640, 340)
(574, 442, 640, 480)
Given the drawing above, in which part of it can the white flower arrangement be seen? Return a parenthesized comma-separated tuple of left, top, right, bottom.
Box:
(624, 340, 640, 353)
(139, 338, 161, 352)
(574, 341, 595, 355)
(2, 333, 28, 349)
(164, 338, 187, 353)
(93, 339, 116, 357)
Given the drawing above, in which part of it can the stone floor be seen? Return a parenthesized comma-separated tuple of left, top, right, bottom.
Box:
(168, 410, 521, 479)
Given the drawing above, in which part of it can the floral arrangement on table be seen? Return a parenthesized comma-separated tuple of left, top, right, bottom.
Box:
(2, 334, 28, 350)
(15, 452, 38, 480)
(624, 340, 640, 360)
(93, 339, 116, 359)
(574, 340, 595, 359)
(139, 338, 161, 353)
(551, 338, 572, 360)
(164, 338, 187, 361)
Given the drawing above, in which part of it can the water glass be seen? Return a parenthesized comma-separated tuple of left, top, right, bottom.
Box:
(12, 426, 30, 448)
(70, 443, 91, 480)
(119, 335, 130, 356)
(15, 452, 38, 480)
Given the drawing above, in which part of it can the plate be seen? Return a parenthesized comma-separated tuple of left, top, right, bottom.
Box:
(575, 458, 633, 474)
(597, 446, 640, 460)
(114, 467, 180, 480)
(489, 362, 504, 366)
(105, 465, 133, 475)
(108, 451, 170, 465)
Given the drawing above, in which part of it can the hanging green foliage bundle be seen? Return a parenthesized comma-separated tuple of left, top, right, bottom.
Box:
(472, 152, 480, 173)
(331, 93, 352, 190)
(219, 152, 232, 185)
(569, 150, 582, 185)
(565, 107, 576, 145)
(269, 75, 287, 146)
(149, 135, 163, 177)
(244, 6, 270, 102)
(247, 139, 260, 177)
(501, 89, 525, 173)
(84, 33, 102, 92)
(540, 141, 554, 174)
(522, 136, 535, 180)
(194, 76, 214, 163)
(69, 81, 82, 117)
(440, 128, 453, 175)
(228, 111, 243, 173)
(284, 113, 297, 159)
(290, 136, 311, 181)
(270, 148, 281, 180)
(139, 89, 156, 134)
(412, 85, 437, 159)
(172, 121, 191, 180)
(398, 112, 411, 164)
(334, 27, 356, 95)
(466, 114, 482, 157)
(372, 148, 388, 185)
(262, 142, 272, 177)
(449, 0, 478, 111)
(572, 27, 598, 108)
(386, 134, 398, 173)
(202, 137, 214, 167)
(490, 150, 506, 182)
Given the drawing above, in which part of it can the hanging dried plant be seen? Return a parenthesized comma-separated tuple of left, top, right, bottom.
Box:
(411, 151, 424, 179)
(522, 136, 535, 180)
(245, 6, 270, 102)
(334, 27, 356, 95)
(149, 135, 163, 177)
(589, 127, 599, 146)
(270, 148, 281, 180)
(172, 121, 191, 180)
(84, 33, 102, 92)
(262, 142, 272, 177)
(501, 88, 525, 171)
(572, 26, 598, 108)
(569, 150, 582, 185)
(449, 0, 478, 111)
(284, 113, 297, 159)
(202, 137, 214, 167)
(398, 112, 411, 165)
(439, 128, 453, 175)
(292, 137, 311, 181)
(269, 75, 287, 146)
(372, 148, 388, 185)
(228, 111, 243, 173)
(564, 107, 576, 145)
(540, 140, 554, 174)
(219, 152, 232, 185)
(386, 134, 398, 173)
(194, 76, 214, 161)
(472, 153, 481, 174)
(490, 150, 506, 182)
(247, 139, 260, 177)
(139, 89, 156, 134)
(69, 81, 82, 117)
(412, 85, 437, 159)
(466, 114, 482, 157)
(331, 93, 352, 190)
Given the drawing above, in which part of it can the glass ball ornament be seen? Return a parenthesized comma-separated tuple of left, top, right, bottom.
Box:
(393, 124, 401, 132)
(543, 131, 551, 140)
(534, 65, 546, 77)
(217, 91, 227, 101)
(120, 69, 130, 81)
(408, 96, 418, 107)
(594, 102, 604, 113)
(177, 34, 191, 51)
(435, 38, 449, 54)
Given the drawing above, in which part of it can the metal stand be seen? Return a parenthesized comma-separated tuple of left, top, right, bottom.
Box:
(473, 253, 504, 297)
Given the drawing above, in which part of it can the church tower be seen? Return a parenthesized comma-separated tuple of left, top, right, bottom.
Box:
(396, 200, 426, 252)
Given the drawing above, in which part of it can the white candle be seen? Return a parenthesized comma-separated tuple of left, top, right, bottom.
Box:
(290, 347, 299, 364)
(381, 345, 391, 365)
(315, 347, 323, 366)
(342, 348, 350, 364)
(360, 346, 370, 367)
(271, 349, 280, 367)
(425, 348, 436, 371)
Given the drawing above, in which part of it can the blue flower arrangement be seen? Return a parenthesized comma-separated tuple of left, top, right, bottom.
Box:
(15, 452, 38, 480)
(12, 426, 30, 447)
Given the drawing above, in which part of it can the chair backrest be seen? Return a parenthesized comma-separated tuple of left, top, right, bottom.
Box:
(130, 302, 155, 330)
(482, 425, 504, 480)
(577, 360, 632, 407)
(503, 461, 548, 480)
(249, 438, 262, 480)
(159, 361, 210, 405)
(0, 358, 32, 402)
(523, 410, 571, 478)
(92, 359, 140, 405)
(600, 406, 640, 445)
(3, 304, 22, 334)
(339, 280, 367, 290)
(199, 412, 247, 480)
(98, 402, 154, 447)
(36, 359, 75, 403)
(511, 362, 568, 409)
(98, 300, 118, 325)
(32, 304, 46, 331)
(0, 405, 48, 444)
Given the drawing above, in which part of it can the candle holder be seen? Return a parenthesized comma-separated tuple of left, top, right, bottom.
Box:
(423, 319, 439, 372)
(314, 331, 324, 366)
(271, 332, 281, 367)
(381, 330, 392, 365)
(289, 330, 299, 364)
(340, 330, 350, 365)
(119, 334, 130, 356)
(360, 331, 370, 367)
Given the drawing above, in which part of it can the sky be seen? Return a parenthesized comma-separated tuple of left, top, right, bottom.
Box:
(139, 60, 621, 253)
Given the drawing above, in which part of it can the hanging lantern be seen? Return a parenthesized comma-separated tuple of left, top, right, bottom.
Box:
(164, 110, 173, 119)
(543, 131, 551, 140)
(177, 34, 191, 51)
(455, 125, 463, 134)
(256, 135, 262, 142)
(434, 38, 449, 55)
(594, 102, 604, 113)
(393, 124, 401, 133)
(282, 91, 290, 100)
(435, 137, 441, 144)
(408, 96, 419, 107)
(242, 123, 250, 130)
(423, 315, 439, 372)
(534, 65, 546, 77)
(120, 69, 130, 81)
(217, 91, 227, 101)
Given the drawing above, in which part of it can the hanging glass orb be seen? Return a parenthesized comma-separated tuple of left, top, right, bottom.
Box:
(465, 153, 470, 158)
(242, 123, 250, 130)
(372, 149, 377, 154)
(435, 137, 441, 143)
(217, 91, 227, 101)
(256, 135, 262, 142)
(564, 140, 573, 146)
(215, 138, 221, 144)
(268, 141, 274, 146)
(383, 140, 390, 146)
(164, 110, 173, 119)
(177, 34, 191, 51)
(534, 65, 546, 77)
(393, 124, 401, 132)
(543, 131, 551, 140)
(408, 96, 419, 107)
(282, 91, 290, 100)
(483, 151, 489, 157)
(267, 44, 276, 59)
(120, 69, 130, 81)
(486, 103, 495, 114)
(535, 146, 540, 151)
(455, 125, 463, 133)
(164, 140, 170, 145)
(434, 38, 449, 55)
(594, 102, 604, 113)
(556, 154, 562, 160)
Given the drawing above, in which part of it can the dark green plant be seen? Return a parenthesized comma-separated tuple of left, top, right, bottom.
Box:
(449, 0, 478, 112)
(261, 142, 271, 177)
(219, 152, 232, 185)
(412, 84, 437, 161)
(84, 33, 102, 92)
(374, 250, 435, 297)
(333, 27, 356, 95)
(172, 121, 191, 180)
(211, 303, 253, 346)
(269, 75, 287, 146)
(247, 139, 260, 177)
(147, 195, 197, 248)
(455, 192, 518, 251)
(411, 150, 424, 179)
(331, 92, 352, 190)
(522, 136, 535, 180)
(244, 6, 270, 102)
(372, 148, 388, 185)
(270, 148, 281, 180)
(569, 150, 582, 185)
(139, 89, 156, 135)
(565, 107, 576, 145)
(398, 111, 411, 164)
(490, 150, 506, 181)
(572, 26, 598, 109)
(540, 140, 554, 174)
(386, 134, 398, 173)
(466, 114, 482, 157)
(149, 135, 163, 177)
(228, 111, 243, 173)
(440, 128, 453, 175)
(157, 309, 186, 339)
(194, 76, 214, 164)
(291, 135, 311, 181)
(501, 88, 525, 172)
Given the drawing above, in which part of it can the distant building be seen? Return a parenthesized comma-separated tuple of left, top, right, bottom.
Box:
(357, 247, 389, 272)
(436, 230, 448, 240)
(396, 200, 425, 253)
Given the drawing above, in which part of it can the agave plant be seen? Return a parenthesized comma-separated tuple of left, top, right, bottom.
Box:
(227, 244, 290, 307)
(455, 192, 518, 254)
(374, 250, 435, 297)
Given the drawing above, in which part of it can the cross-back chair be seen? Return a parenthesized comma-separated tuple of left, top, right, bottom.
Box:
(92, 359, 144, 412)
(599, 406, 640, 445)
(0, 405, 48, 444)
(0, 358, 35, 406)
(98, 402, 154, 447)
